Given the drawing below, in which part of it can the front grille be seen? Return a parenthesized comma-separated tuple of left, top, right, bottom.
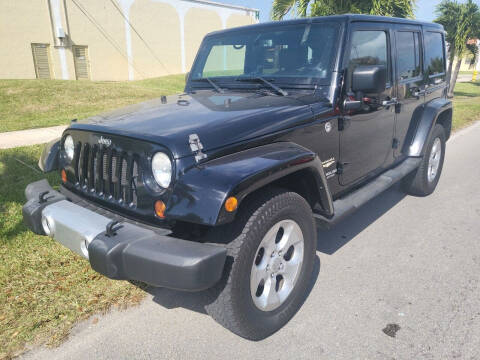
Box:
(73, 142, 139, 207)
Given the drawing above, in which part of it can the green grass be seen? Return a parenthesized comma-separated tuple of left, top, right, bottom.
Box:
(452, 82, 480, 130)
(0, 75, 185, 132)
(0, 146, 146, 358)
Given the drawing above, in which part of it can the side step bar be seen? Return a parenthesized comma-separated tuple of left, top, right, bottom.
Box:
(314, 157, 421, 228)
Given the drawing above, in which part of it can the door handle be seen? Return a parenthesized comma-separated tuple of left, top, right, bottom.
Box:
(413, 89, 426, 97)
(382, 97, 398, 106)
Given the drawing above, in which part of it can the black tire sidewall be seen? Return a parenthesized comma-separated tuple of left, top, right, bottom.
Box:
(229, 192, 316, 337)
(420, 125, 446, 194)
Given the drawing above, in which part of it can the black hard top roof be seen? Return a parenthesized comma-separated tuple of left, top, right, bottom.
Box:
(207, 14, 444, 37)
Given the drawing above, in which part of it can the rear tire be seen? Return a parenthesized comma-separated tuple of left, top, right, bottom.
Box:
(403, 124, 446, 196)
(205, 189, 316, 340)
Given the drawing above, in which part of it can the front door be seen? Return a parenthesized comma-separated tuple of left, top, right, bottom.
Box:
(339, 24, 396, 185)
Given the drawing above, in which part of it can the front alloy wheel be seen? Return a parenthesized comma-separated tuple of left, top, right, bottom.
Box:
(251, 220, 304, 312)
(205, 189, 316, 340)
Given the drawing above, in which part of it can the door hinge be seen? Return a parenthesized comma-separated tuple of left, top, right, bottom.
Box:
(337, 162, 349, 174)
(392, 138, 399, 149)
(338, 116, 351, 131)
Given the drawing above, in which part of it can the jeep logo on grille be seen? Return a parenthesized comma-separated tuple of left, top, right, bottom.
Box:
(98, 136, 112, 147)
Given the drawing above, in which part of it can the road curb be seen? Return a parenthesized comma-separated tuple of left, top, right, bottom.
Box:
(450, 120, 480, 143)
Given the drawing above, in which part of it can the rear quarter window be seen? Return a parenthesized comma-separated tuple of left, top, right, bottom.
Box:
(424, 31, 445, 77)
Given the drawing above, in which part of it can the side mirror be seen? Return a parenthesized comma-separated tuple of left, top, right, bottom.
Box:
(352, 65, 387, 93)
(185, 71, 190, 83)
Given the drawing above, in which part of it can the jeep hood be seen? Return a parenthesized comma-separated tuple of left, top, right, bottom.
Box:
(69, 90, 317, 158)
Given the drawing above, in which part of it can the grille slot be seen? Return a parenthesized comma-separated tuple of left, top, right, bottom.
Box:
(73, 142, 139, 207)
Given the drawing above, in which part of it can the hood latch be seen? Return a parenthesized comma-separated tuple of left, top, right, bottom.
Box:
(189, 134, 207, 163)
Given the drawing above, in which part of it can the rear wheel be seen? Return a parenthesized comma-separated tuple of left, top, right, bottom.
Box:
(403, 124, 446, 196)
(205, 189, 316, 340)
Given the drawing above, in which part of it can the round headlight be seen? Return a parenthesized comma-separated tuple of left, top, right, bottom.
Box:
(64, 135, 74, 161)
(152, 152, 172, 188)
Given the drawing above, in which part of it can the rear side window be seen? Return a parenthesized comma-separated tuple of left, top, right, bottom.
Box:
(424, 31, 445, 76)
(396, 32, 422, 80)
(349, 30, 390, 83)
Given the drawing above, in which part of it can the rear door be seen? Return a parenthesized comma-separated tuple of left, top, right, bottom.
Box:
(339, 22, 396, 185)
(393, 24, 425, 157)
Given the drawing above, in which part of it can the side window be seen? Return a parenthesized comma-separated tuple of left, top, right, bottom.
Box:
(396, 31, 422, 80)
(349, 30, 390, 83)
(424, 31, 445, 79)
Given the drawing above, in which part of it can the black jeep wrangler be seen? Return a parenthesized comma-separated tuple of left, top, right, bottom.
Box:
(23, 15, 451, 340)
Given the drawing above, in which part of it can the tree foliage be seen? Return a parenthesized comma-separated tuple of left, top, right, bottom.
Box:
(271, 0, 416, 20)
(434, 0, 462, 63)
(272, 0, 309, 19)
(434, 0, 480, 97)
(435, 0, 480, 61)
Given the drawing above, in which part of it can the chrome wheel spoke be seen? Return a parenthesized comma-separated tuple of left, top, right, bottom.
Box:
(263, 277, 280, 309)
(277, 276, 294, 303)
(281, 256, 301, 280)
(277, 222, 302, 253)
(250, 262, 268, 295)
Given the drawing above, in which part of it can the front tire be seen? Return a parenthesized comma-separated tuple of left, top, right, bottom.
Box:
(205, 189, 316, 340)
(403, 124, 446, 196)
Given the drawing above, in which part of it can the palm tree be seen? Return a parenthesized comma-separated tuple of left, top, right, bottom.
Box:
(434, 0, 461, 87)
(271, 0, 416, 20)
(272, 0, 310, 20)
(435, 0, 480, 97)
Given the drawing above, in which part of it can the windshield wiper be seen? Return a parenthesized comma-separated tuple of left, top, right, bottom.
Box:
(191, 77, 225, 93)
(235, 76, 288, 96)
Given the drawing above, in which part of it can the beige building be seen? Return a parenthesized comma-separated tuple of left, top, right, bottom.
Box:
(459, 39, 480, 72)
(0, 0, 258, 81)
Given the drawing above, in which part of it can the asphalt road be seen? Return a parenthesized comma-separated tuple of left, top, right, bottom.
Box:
(23, 122, 480, 360)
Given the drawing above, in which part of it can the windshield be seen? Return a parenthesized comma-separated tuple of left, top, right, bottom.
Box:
(190, 22, 340, 86)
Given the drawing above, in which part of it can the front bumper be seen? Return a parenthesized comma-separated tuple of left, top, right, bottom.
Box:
(22, 179, 227, 291)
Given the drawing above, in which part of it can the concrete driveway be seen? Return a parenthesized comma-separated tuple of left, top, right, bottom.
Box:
(457, 74, 475, 83)
(0, 125, 67, 149)
(22, 122, 480, 360)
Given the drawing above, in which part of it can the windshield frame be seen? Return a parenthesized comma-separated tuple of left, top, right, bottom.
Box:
(188, 20, 344, 89)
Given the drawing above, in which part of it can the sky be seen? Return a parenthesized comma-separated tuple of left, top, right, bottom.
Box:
(218, 0, 480, 23)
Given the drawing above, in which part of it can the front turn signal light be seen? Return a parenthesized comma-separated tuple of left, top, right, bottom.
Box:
(61, 169, 67, 183)
(154, 200, 166, 218)
(225, 196, 238, 212)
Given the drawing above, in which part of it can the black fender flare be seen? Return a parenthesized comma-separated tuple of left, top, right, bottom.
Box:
(407, 98, 452, 157)
(167, 142, 334, 226)
(38, 138, 61, 172)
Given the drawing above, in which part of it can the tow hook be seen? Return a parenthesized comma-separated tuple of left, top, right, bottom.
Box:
(105, 220, 123, 237)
